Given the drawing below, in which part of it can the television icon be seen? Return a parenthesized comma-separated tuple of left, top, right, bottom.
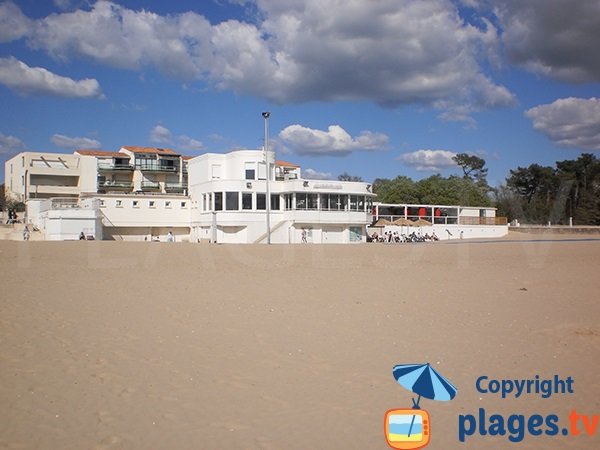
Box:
(384, 408, 430, 450)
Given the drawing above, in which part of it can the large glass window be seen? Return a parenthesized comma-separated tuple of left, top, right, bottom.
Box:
(257, 193, 266, 210)
(270, 194, 280, 210)
(307, 194, 318, 210)
(214, 192, 223, 210)
(226, 192, 239, 210)
(242, 193, 252, 210)
(350, 195, 358, 211)
(296, 193, 307, 209)
(285, 194, 293, 210)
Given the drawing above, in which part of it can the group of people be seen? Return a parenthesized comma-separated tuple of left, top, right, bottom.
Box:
(5, 210, 20, 224)
(370, 230, 439, 243)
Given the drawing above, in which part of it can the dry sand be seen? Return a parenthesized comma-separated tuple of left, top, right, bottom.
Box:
(1, 233, 599, 449)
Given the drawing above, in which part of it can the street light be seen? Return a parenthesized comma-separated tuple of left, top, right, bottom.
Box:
(262, 112, 271, 244)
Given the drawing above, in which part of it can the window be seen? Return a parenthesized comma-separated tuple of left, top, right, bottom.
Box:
(270, 194, 280, 210)
(133, 200, 139, 208)
(214, 192, 223, 210)
(211, 164, 221, 179)
(226, 192, 239, 210)
(245, 162, 256, 180)
(296, 193, 307, 209)
(350, 195, 358, 211)
(242, 193, 252, 210)
(116, 200, 122, 208)
(165, 201, 171, 208)
(202, 194, 207, 211)
(256, 193, 266, 210)
(285, 194, 293, 210)
(149, 201, 155, 208)
(307, 194, 318, 210)
(257, 162, 266, 180)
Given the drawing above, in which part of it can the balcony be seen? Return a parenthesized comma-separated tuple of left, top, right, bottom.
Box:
(136, 163, 178, 172)
(98, 180, 133, 190)
(98, 162, 134, 171)
(141, 181, 161, 190)
(164, 182, 187, 194)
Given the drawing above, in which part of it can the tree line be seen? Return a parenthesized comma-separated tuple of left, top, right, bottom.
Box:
(341, 153, 600, 225)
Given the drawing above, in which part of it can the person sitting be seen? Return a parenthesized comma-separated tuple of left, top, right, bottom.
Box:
(79, 231, 86, 240)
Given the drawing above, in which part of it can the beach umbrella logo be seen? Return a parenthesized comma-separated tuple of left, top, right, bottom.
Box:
(384, 363, 457, 449)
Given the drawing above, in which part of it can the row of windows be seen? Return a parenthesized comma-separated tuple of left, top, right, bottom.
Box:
(201, 192, 372, 212)
(100, 199, 187, 209)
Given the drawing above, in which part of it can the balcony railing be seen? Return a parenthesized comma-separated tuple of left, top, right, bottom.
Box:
(136, 163, 178, 172)
(164, 183, 187, 193)
(141, 181, 161, 190)
(98, 163, 134, 171)
(98, 181, 133, 189)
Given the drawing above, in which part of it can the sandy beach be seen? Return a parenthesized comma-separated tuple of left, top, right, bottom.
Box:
(1, 234, 599, 449)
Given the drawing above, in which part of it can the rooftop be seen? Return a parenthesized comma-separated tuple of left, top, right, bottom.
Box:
(121, 146, 179, 156)
(75, 150, 130, 158)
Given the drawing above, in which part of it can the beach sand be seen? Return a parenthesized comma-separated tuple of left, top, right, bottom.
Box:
(1, 234, 599, 449)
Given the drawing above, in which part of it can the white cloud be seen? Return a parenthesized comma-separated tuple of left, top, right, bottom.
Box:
(5, 1, 514, 119)
(51, 134, 101, 149)
(397, 149, 458, 171)
(0, 2, 31, 42)
(525, 97, 600, 150)
(497, 0, 600, 83)
(53, 0, 76, 11)
(177, 136, 204, 151)
(0, 131, 27, 155)
(279, 124, 389, 156)
(303, 168, 333, 180)
(149, 124, 205, 151)
(0, 56, 104, 98)
(149, 125, 173, 145)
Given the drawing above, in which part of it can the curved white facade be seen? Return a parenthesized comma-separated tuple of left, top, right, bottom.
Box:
(188, 150, 374, 243)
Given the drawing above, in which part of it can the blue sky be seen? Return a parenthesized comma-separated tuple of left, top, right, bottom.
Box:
(1, 0, 599, 187)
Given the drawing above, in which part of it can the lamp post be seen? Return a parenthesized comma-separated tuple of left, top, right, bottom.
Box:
(262, 111, 271, 244)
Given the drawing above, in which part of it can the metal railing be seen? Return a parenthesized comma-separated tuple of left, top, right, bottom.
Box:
(98, 163, 134, 171)
(141, 181, 161, 190)
(165, 183, 187, 193)
(136, 164, 178, 172)
(98, 181, 133, 189)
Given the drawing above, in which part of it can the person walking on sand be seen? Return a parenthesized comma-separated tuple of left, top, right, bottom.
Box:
(23, 226, 30, 241)
(167, 231, 174, 242)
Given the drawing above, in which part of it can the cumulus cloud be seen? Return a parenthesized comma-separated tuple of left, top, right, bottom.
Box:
(51, 134, 101, 149)
(149, 124, 204, 151)
(497, 0, 600, 83)
(303, 168, 333, 180)
(525, 97, 600, 151)
(149, 125, 173, 145)
(0, 2, 31, 42)
(0, 131, 27, 155)
(397, 149, 458, 171)
(2, 0, 514, 119)
(279, 124, 388, 156)
(177, 136, 204, 151)
(0, 56, 104, 98)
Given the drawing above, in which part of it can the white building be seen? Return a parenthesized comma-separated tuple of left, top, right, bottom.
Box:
(371, 202, 508, 240)
(4, 148, 375, 243)
(5, 148, 508, 242)
(188, 150, 374, 243)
